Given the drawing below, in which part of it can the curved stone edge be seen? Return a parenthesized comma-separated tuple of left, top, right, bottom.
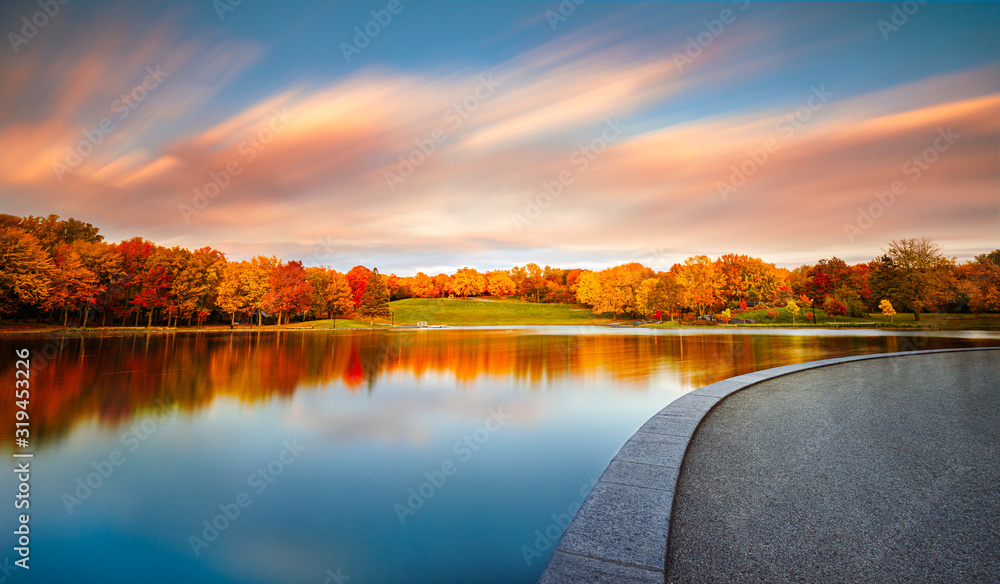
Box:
(537, 346, 1000, 583)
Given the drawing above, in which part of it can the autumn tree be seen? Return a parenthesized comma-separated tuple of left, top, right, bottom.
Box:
(786, 299, 800, 324)
(18, 214, 103, 250)
(823, 297, 847, 322)
(73, 240, 121, 326)
(434, 273, 453, 298)
(453, 267, 485, 298)
(185, 247, 226, 326)
(131, 247, 177, 327)
(879, 299, 896, 323)
(0, 228, 53, 317)
(242, 256, 278, 326)
(635, 278, 661, 317)
(263, 260, 313, 325)
(575, 271, 600, 307)
(513, 263, 546, 302)
(326, 270, 355, 323)
(217, 261, 249, 325)
(955, 251, 1000, 313)
(357, 268, 391, 325)
(306, 267, 333, 319)
(111, 237, 156, 325)
(487, 271, 516, 298)
(411, 272, 436, 298)
(714, 254, 783, 306)
(584, 265, 645, 318)
(675, 255, 718, 316)
(42, 244, 101, 327)
(346, 265, 373, 307)
(869, 238, 953, 321)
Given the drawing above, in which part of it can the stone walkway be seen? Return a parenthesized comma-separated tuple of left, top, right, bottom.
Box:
(666, 349, 1000, 583)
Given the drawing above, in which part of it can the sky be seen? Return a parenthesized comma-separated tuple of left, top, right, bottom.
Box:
(0, 0, 997, 275)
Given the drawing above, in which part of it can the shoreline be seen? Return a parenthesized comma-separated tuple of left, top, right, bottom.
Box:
(3, 321, 999, 336)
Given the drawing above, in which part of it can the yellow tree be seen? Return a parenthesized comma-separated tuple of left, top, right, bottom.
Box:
(0, 227, 53, 317)
(676, 255, 719, 316)
(879, 299, 896, 323)
(453, 267, 485, 298)
(242, 255, 277, 325)
(326, 270, 355, 325)
(306, 267, 333, 319)
(487, 271, 516, 298)
(786, 299, 800, 324)
(216, 261, 248, 325)
(411, 272, 436, 298)
(575, 271, 600, 307)
(594, 265, 642, 319)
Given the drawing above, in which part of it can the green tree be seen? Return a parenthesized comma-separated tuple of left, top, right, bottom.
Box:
(357, 268, 391, 325)
(786, 299, 800, 324)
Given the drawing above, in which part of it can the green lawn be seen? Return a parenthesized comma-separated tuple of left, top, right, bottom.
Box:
(662, 306, 1000, 329)
(362, 297, 611, 326)
(287, 318, 394, 330)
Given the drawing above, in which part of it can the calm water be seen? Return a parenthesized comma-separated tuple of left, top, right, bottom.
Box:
(1, 328, 998, 583)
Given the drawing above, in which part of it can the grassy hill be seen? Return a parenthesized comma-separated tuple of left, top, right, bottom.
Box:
(385, 297, 609, 326)
(296, 297, 608, 327)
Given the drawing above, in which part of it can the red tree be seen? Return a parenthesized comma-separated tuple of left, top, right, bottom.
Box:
(263, 260, 313, 325)
(346, 265, 372, 307)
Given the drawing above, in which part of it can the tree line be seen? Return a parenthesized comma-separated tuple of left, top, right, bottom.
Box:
(1, 214, 998, 327)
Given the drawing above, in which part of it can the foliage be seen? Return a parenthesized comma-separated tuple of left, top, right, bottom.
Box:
(879, 299, 896, 322)
(357, 268, 391, 324)
(869, 237, 953, 321)
(0, 228, 53, 314)
(263, 260, 313, 325)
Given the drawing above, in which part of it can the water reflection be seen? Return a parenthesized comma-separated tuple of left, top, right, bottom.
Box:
(2, 329, 996, 450)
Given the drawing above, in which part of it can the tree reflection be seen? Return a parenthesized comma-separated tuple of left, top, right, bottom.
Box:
(0, 330, 991, 448)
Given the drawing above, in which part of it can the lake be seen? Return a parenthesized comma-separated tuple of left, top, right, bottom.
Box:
(2, 328, 998, 583)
